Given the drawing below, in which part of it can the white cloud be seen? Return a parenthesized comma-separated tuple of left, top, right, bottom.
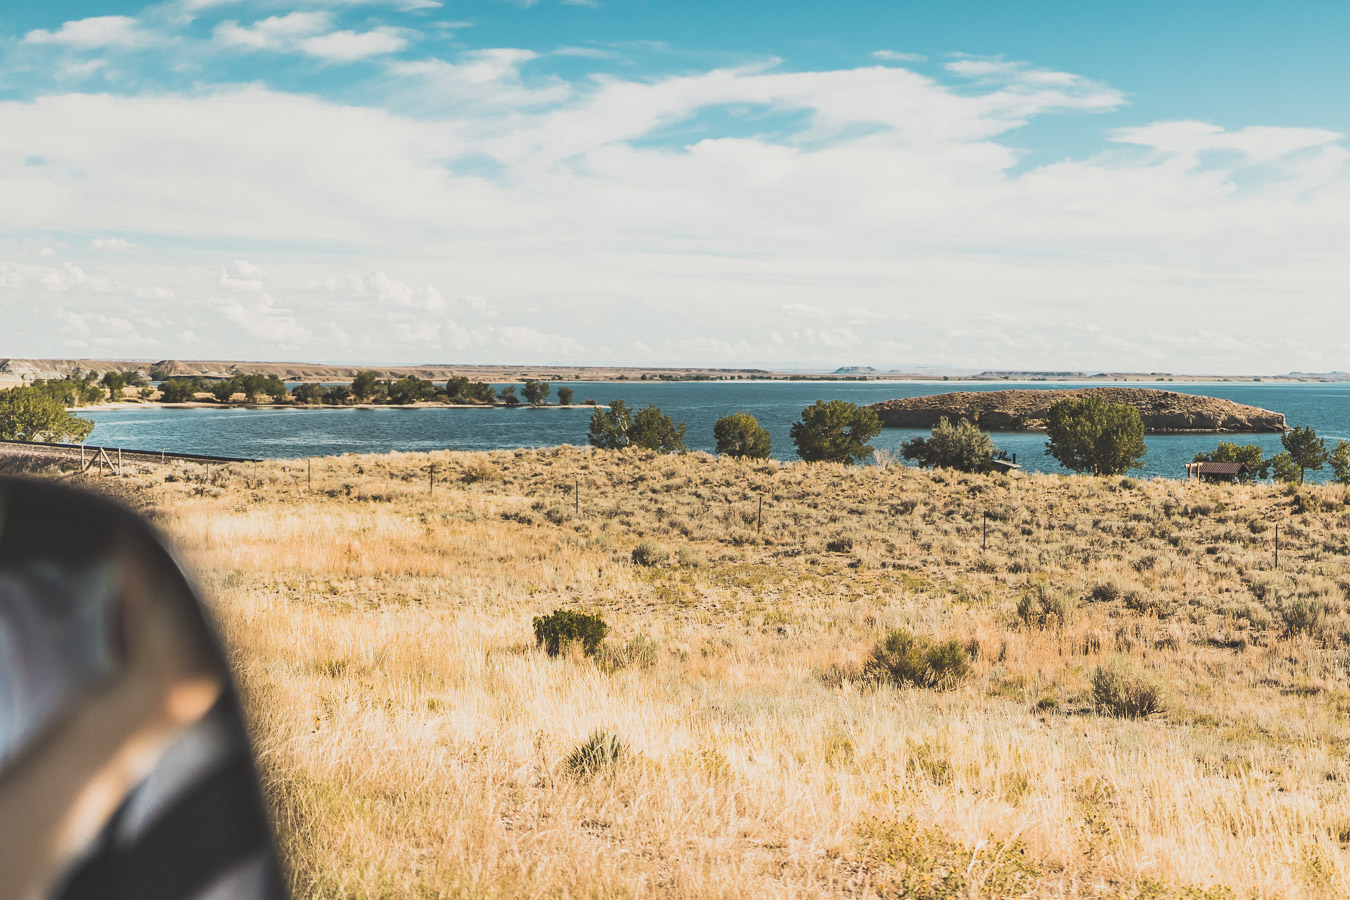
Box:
(213, 12, 332, 50)
(298, 27, 408, 61)
(23, 16, 157, 49)
(219, 260, 264, 292)
(210, 293, 314, 345)
(873, 50, 925, 63)
(91, 237, 141, 252)
(0, 49, 1347, 370)
(489, 325, 584, 356)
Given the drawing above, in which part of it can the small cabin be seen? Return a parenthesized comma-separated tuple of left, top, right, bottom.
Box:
(1184, 461, 1248, 483)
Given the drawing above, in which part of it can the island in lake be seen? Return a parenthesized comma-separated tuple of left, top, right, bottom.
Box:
(867, 387, 1287, 433)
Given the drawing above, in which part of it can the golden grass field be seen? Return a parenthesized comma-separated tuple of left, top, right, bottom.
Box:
(27, 446, 1350, 898)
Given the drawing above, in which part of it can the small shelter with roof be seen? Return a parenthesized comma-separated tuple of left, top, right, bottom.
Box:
(1184, 461, 1248, 483)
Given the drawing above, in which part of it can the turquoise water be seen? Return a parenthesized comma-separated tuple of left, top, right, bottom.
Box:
(80, 380, 1350, 481)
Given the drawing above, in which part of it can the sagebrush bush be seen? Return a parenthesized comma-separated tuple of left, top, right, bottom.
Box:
(1091, 659, 1164, 718)
(1017, 580, 1076, 628)
(1280, 598, 1328, 636)
(460, 460, 502, 484)
(1088, 579, 1123, 602)
(865, 629, 970, 690)
(855, 816, 1040, 899)
(564, 730, 627, 777)
(597, 634, 660, 672)
(631, 539, 669, 567)
(533, 608, 608, 657)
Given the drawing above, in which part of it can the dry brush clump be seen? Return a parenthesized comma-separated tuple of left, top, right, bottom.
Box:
(14, 445, 1350, 898)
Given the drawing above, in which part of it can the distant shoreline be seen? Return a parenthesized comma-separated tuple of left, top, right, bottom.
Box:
(5, 356, 1350, 388)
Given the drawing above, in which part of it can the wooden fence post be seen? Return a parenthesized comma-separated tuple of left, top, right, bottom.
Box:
(308, 458, 312, 491)
(758, 495, 763, 533)
(575, 479, 580, 515)
(983, 511, 988, 551)
(1275, 523, 1280, 569)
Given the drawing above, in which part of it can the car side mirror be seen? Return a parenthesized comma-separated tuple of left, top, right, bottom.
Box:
(0, 477, 286, 900)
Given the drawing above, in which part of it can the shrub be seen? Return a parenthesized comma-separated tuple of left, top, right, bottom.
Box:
(855, 816, 1040, 899)
(864, 629, 970, 690)
(533, 609, 608, 657)
(631, 540, 669, 567)
(597, 634, 660, 672)
(900, 417, 1000, 472)
(1017, 580, 1076, 628)
(460, 460, 502, 484)
(1088, 579, 1123, 603)
(564, 730, 627, 777)
(1281, 598, 1328, 637)
(1091, 659, 1164, 718)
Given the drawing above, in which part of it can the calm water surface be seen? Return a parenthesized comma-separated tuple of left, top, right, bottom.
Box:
(81, 381, 1350, 481)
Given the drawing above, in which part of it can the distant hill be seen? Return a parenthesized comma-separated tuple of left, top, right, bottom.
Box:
(867, 388, 1287, 434)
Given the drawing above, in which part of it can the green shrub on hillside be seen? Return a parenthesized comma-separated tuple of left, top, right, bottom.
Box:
(864, 629, 970, 690)
(533, 609, 608, 657)
(1091, 659, 1164, 718)
(631, 540, 669, 567)
(1016, 580, 1076, 628)
(564, 730, 627, 777)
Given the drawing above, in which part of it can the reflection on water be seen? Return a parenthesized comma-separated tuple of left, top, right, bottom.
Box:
(81, 380, 1350, 481)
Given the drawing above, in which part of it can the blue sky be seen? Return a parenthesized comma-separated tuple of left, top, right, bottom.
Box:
(1, 1, 1348, 371)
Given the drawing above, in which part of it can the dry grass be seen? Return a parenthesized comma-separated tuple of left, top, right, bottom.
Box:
(25, 446, 1350, 898)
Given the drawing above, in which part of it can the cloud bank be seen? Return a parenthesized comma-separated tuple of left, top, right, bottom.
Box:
(1, 4, 1347, 372)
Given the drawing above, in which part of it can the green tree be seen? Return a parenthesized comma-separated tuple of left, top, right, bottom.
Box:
(556, 386, 575, 406)
(713, 411, 772, 459)
(387, 376, 434, 405)
(588, 400, 633, 450)
(630, 405, 686, 453)
(291, 382, 328, 404)
(499, 385, 521, 406)
(100, 370, 127, 400)
(157, 378, 199, 403)
(1330, 440, 1350, 487)
(0, 386, 94, 442)
(1279, 425, 1327, 484)
(789, 399, 881, 465)
(522, 380, 550, 406)
(1044, 396, 1146, 476)
(1271, 452, 1301, 484)
(1192, 442, 1269, 482)
(211, 378, 238, 403)
(901, 417, 999, 472)
(351, 370, 380, 403)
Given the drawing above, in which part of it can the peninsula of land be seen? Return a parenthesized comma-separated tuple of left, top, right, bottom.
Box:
(867, 388, 1287, 433)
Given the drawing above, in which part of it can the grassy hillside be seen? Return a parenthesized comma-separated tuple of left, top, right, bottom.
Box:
(37, 448, 1350, 897)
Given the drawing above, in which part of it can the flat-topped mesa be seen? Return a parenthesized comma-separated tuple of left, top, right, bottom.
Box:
(867, 388, 1287, 434)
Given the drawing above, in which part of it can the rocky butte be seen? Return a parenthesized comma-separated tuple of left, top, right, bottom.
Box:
(867, 388, 1286, 434)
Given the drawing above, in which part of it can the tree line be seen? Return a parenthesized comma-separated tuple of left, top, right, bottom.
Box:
(2, 372, 1339, 484)
(590, 393, 1349, 484)
(588, 399, 883, 464)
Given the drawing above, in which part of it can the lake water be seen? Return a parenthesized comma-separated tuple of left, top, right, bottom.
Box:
(80, 380, 1350, 481)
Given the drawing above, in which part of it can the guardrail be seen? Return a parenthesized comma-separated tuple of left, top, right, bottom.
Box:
(0, 439, 258, 467)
